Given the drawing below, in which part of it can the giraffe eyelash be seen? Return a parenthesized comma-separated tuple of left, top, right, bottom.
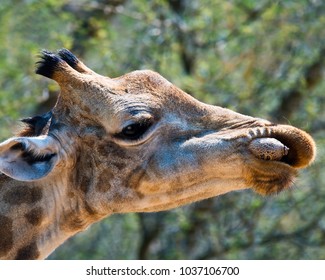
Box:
(115, 119, 154, 142)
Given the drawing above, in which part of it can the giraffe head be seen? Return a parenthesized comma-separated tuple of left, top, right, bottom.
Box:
(0, 49, 316, 221)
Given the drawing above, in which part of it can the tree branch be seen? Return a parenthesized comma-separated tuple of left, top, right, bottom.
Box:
(271, 47, 325, 122)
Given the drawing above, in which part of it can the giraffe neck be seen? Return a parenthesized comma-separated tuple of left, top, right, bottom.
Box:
(0, 173, 89, 259)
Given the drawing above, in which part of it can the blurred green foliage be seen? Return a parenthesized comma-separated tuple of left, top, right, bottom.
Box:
(0, 0, 324, 259)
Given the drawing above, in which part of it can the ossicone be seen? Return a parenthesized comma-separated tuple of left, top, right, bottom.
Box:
(35, 50, 65, 79)
(35, 49, 98, 81)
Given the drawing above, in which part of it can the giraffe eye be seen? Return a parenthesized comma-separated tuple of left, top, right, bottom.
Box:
(118, 119, 153, 141)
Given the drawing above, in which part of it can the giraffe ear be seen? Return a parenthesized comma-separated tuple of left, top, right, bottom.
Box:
(0, 135, 59, 181)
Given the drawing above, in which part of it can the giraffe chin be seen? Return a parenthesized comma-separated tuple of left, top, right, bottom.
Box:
(247, 160, 298, 196)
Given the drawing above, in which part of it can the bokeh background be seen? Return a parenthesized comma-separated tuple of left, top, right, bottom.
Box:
(0, 0, 324, 259)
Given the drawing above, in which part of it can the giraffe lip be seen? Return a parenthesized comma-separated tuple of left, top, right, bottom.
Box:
(267, 125, 316, 169)
(248, 125, 316, 169)
(245, 125, 315, 195)
(247, 146, 298, 195)
(249, 162, 297, 195)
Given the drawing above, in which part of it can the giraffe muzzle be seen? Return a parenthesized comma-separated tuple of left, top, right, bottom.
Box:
(247, 124, 316, 169)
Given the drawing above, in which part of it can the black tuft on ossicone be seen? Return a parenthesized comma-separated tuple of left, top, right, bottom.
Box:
(57, 48, 79, 69)
(35, 50, 63, 79)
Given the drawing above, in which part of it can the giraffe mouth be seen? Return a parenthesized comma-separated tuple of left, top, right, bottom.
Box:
(246, 125, 316, 195)
(248, 125, 316, 168)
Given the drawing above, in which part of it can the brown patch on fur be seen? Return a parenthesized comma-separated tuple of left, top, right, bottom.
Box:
(4, 186, 42, 205)
(68, 191, 76, 198)
(25, 207, 44, 226)
(96, 141, 128, 160)
(60, 210, 95, 233)
(112, 161, 126, 170)
(73, 150, 94, 194)
(15, 241, 40, 260)
(0, 215, 13, 257)
(126, 166, 148, 189)
(60, 200, 103, 233)
(96, 171, 113, 193)
(78, 175, 91, 194)
(84, 201, 98, 216)
(0, 173, 7, 191)
(60, 212, 87, 232)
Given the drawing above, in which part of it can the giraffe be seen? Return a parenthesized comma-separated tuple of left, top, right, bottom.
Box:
(0, 49, 316, 259)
